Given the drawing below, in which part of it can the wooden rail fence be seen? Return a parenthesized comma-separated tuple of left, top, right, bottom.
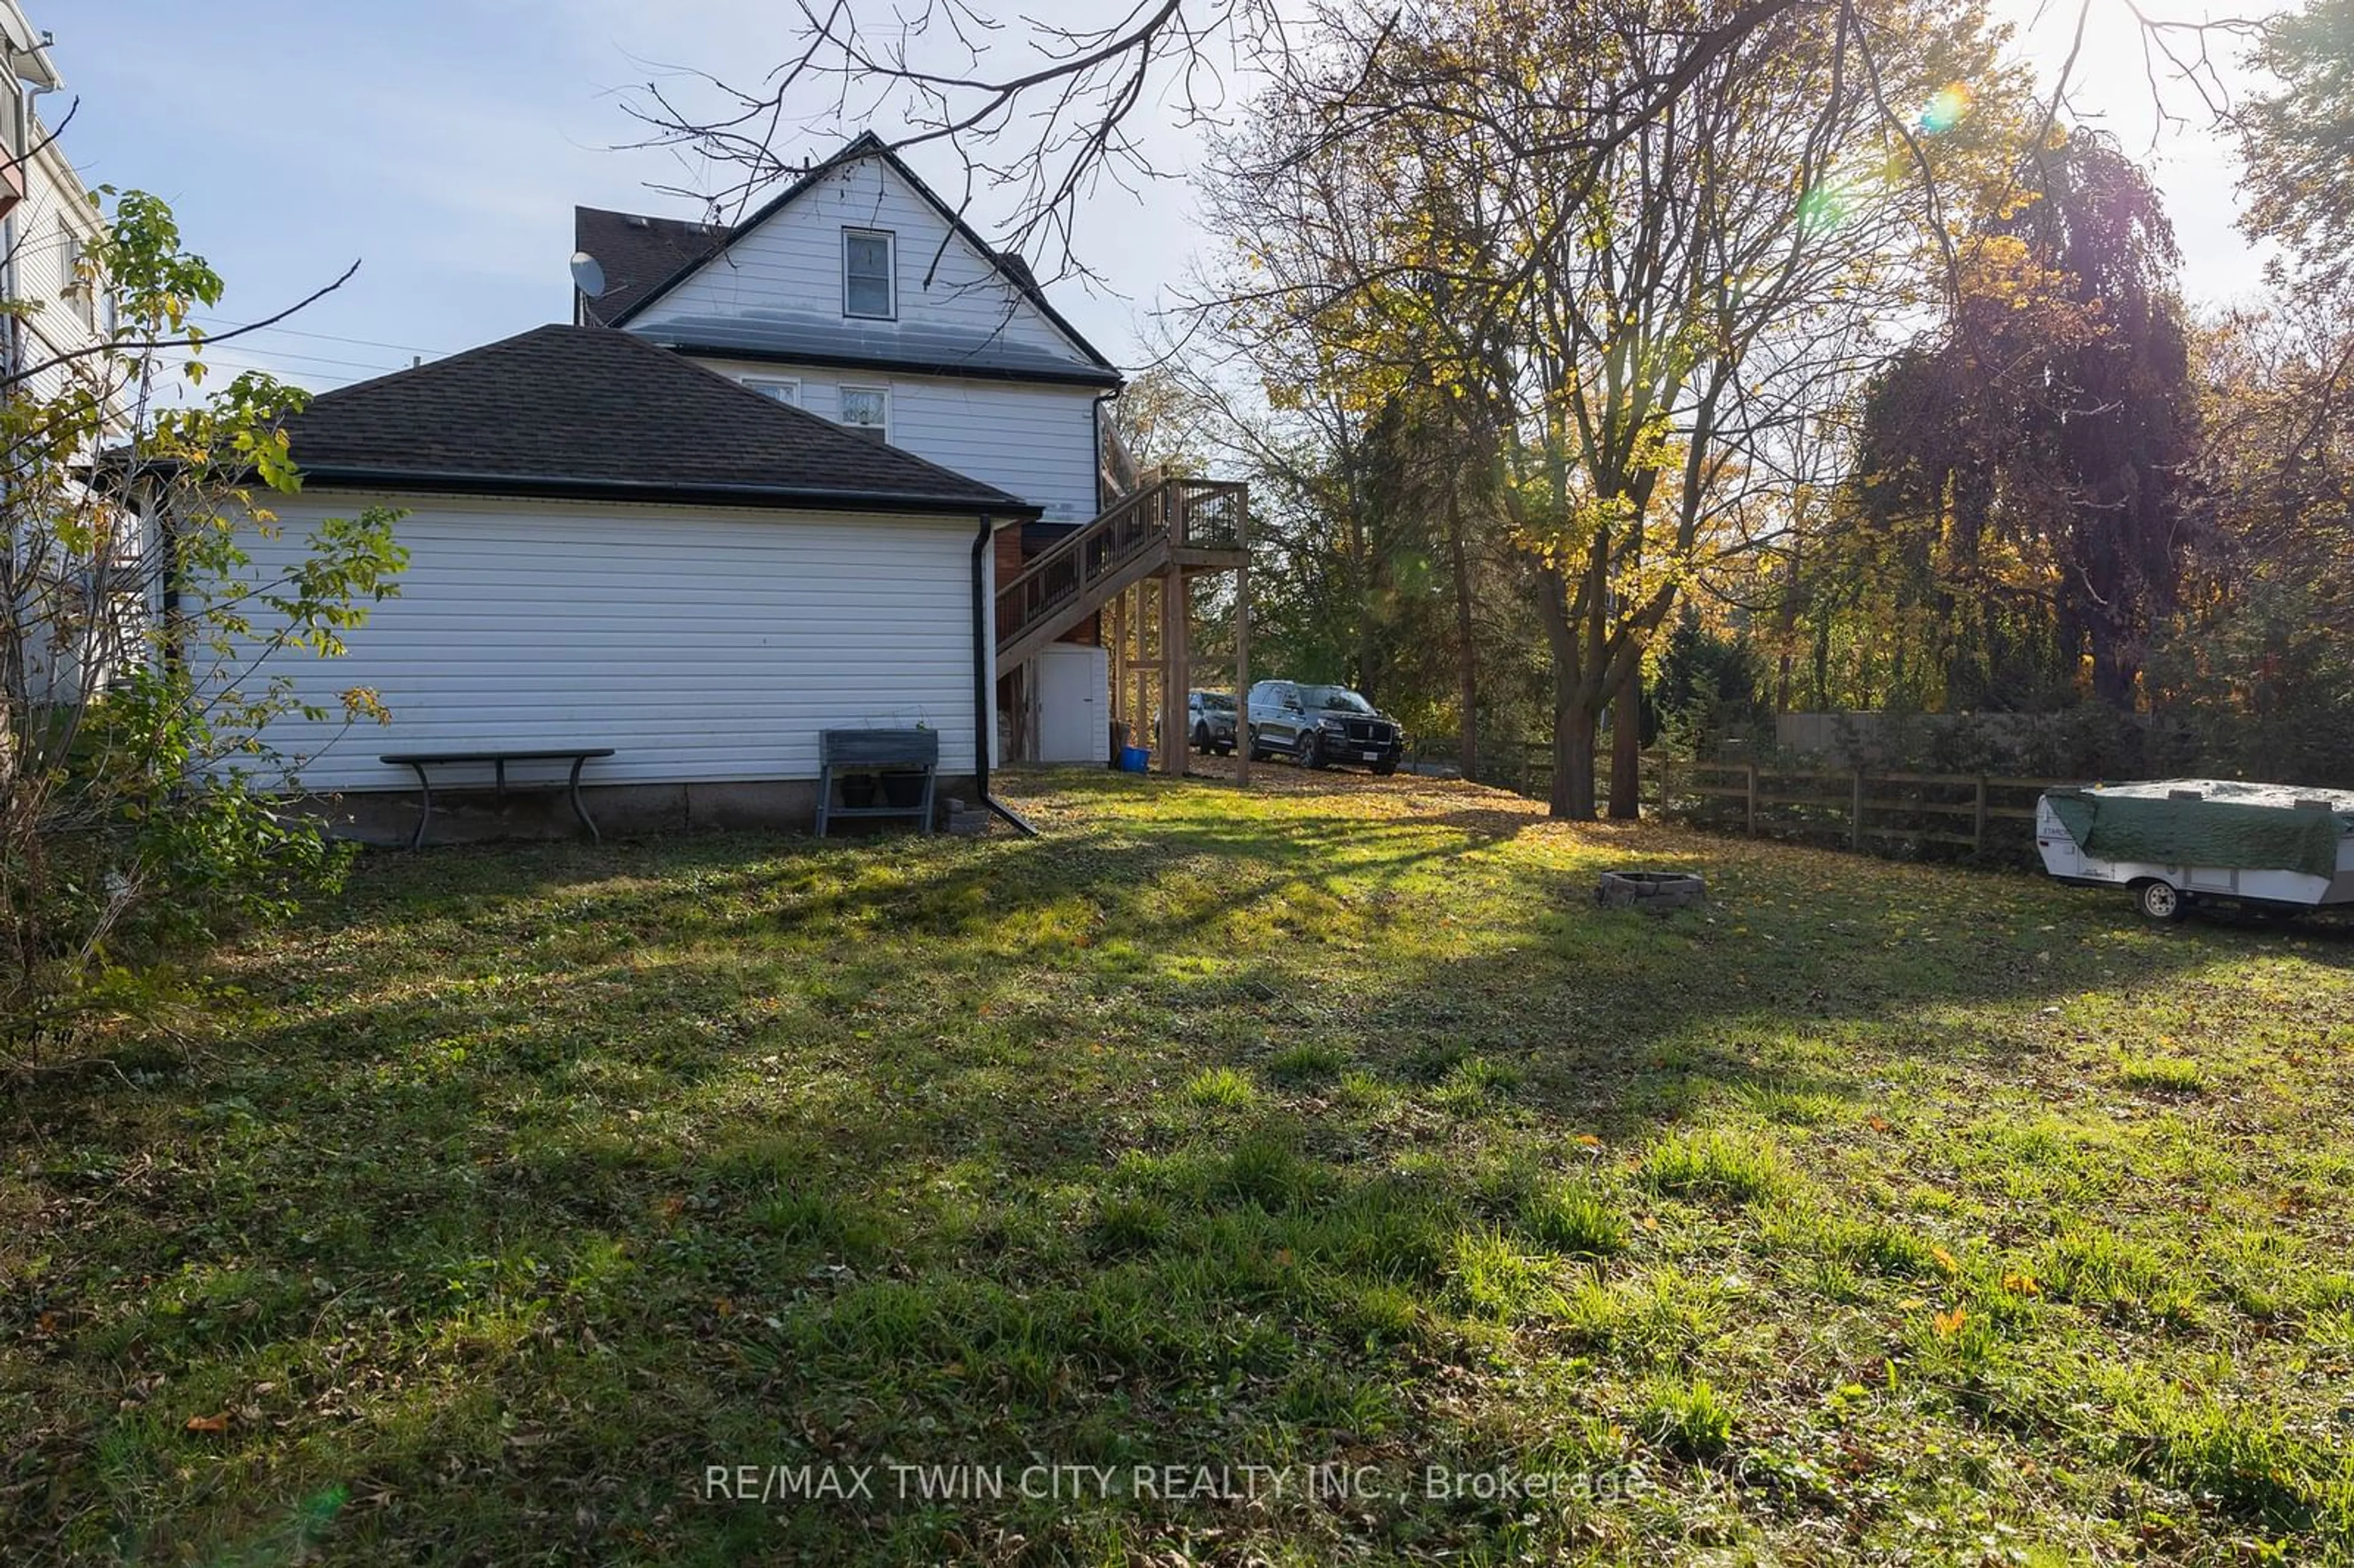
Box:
(1412, 742, 2066, 862)
(1662, 759, 2060, 860)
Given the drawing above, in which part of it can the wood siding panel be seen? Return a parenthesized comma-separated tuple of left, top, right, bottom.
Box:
(223, 494, 984, 792)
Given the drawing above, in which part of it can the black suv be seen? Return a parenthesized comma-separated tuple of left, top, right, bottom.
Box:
(1246, 680, 1404, 775)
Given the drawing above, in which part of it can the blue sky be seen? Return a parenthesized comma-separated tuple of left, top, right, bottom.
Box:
(47, 0, 1197, 390)
(45, 0, 2280, 395)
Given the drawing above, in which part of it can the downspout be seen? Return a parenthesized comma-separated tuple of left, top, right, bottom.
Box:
(972, 511, 1038, 837)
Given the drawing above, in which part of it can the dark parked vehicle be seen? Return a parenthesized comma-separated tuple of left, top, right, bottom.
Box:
(1246, 680, 1404, 774)
(1188, 690, 1238, 755)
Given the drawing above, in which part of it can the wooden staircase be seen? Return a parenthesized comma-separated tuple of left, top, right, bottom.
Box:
(995, 476, 1246, 669)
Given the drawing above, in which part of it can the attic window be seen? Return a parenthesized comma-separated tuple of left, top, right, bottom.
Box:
(843, 229, 894, 319)
(742, 377, 801, 408)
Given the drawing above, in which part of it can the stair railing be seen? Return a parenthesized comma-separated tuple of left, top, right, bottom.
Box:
(994, 478, 1249, 655)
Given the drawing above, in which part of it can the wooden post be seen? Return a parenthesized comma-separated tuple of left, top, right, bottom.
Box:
(1849, 769, 1865, 852)
(1745, 762, 1759, 836)
(1143, 584, 1160, 756)
(1972, 775, 1989, 857)
(1232, 557, 1251, 787)
(1160, 568, 1188, 775)
(1109, 585, 1128, 742)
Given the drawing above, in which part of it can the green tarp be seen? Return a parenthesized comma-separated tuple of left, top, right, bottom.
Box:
(2047, 782, 2353, 881)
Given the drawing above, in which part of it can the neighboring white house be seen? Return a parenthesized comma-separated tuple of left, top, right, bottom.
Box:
(1, 1, 110, 406)
(573, 134, 1133, 766)
(2, 4, 131, 704)
(227, 325, 1038, 842)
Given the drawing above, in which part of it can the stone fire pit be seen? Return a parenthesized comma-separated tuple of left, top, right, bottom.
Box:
(1594, 870, 1706, 911)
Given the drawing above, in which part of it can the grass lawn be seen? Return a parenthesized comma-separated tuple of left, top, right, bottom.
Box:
(7, 768, 2354, 1564)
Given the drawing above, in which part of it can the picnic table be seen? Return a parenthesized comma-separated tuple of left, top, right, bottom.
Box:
(380, 747, 615, 849)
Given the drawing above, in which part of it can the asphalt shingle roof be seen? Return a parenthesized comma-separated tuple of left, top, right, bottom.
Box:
(280, 324, 1036, 516)
(573, 208, 727, 327)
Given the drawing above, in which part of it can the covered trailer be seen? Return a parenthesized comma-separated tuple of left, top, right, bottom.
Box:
(2036, 779, 2354, 921)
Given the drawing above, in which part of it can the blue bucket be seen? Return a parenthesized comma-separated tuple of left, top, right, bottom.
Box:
(1118, 745, 1151, 773)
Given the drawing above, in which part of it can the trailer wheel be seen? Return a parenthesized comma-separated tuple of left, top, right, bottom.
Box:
(2133, 879, 2188, 923)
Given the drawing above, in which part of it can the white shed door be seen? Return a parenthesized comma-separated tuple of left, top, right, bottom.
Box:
(1034, 645, 1108, 763)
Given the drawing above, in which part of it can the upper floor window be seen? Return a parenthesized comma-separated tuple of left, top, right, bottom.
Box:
(57, 219, 95, 333)
(843, 229, 894, 319)
(741, 377, 801, 408)
(839, 386, 889, 441)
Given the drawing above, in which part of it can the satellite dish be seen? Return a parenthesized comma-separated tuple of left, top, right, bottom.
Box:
(569, 251, 607, 298)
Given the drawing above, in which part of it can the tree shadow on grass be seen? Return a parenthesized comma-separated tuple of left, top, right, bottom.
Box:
(7, 782, 2330, 1564)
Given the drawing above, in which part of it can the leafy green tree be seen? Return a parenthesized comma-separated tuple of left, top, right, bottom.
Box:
(2, 188, 405, 1060)
(1650, 606, 1764, 749)
(1392, 0, 2014, 816)
(2239, 0, 2354, 287)
(2144, 296, 2354, 783)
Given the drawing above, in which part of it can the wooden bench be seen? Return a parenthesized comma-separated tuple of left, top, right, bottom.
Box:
(380, 748, 615, 849)
(817, 728, 937, 837)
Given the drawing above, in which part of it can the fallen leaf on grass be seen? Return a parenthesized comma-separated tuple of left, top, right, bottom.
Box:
(1932, 1308, 1967, 1339)
(185, 1413, 229, 1434)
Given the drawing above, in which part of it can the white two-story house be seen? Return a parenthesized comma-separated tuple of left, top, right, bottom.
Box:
(204, 133, 1241, 841)
(198, 137, 1157, 841)
(573, 133, 1139, 766)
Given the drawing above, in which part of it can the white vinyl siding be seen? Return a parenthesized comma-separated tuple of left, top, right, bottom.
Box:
(630, 157, 1091, 368)
(4, 127, 112, 409)
(219, 493, 983, 792)
(2, 106, 129, 706)
(688, 356, 1098, 523)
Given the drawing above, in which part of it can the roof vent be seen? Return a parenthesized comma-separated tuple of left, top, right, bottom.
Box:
(623, 215, 650, 229)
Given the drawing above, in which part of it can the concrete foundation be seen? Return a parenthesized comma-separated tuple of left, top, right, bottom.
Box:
(289, 775, 983, 848)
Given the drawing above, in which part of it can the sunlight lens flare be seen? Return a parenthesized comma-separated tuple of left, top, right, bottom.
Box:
(1919, 82, 1975, 135)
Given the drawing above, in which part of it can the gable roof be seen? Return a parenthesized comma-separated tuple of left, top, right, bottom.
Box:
(576, 132, 1121, 384)
(276, 324, 1037, 517)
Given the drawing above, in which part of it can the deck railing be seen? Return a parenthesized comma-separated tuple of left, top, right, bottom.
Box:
(994, 477, 1247, 655)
